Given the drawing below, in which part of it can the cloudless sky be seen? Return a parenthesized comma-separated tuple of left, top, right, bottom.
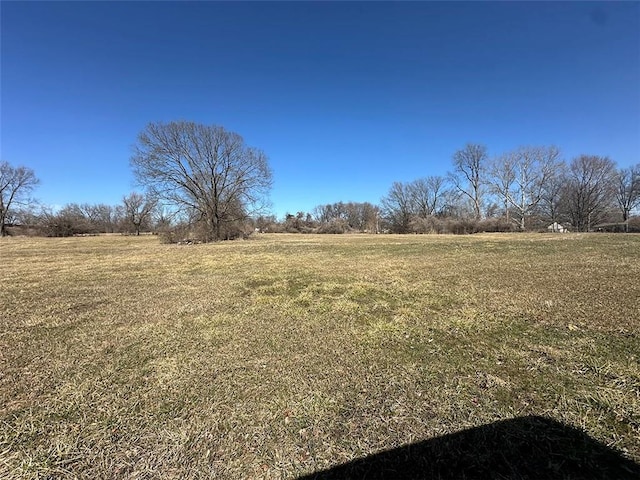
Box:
(2, 1, 639, 218)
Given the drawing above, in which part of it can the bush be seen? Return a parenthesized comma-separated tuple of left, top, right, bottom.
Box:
(477, 217, 518, 233)
(406, 217, 517, 235)
(410, 216, 451, 234)
(317, 219, 351, 234)
(159, 220, 254, 244)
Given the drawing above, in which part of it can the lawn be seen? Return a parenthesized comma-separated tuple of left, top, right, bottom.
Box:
(1, 233, 639, 478)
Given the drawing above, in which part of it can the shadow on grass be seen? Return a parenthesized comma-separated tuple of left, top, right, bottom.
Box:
(298, 415, 640, 480)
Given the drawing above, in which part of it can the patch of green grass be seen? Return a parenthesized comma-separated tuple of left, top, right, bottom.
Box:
(1, 233, 639, 478)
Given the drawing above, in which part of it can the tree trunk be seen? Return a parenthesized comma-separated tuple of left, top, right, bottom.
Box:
(0, 204, 6, 236)
(474, 197, 481, 220)
(520, 186, 526, 230)
(624, 208, 629, 233)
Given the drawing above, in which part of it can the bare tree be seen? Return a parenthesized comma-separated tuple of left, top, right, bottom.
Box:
(381, 181, 413, 233)
(564, 155, 617, 231)
(59, 203, 91, 234)
(312, 204, 333, 225)
(93, 204, 118, 233)
(539, 161, 568, 225)
(409, 176, 447, 218)
(0, 161, 39, 236)
(343, 201, 380, 232)
(312, 201, 379, 233)
(360, 202, 380, 233)
(487, 154, 516, 222)
(122, 192, 157, 235)
(131, 121, 273, 241)
(78, 203, 101, 231)
(507, 146, 562, 230)
(449, 143, 487, 220)
(615, 164, 640, 232)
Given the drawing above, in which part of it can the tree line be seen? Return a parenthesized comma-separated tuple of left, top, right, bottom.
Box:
(2, 186, 160, 237)
(257, 144, 639, 235)
(435, 144, 638, 233)
(2, 123, 639, 240)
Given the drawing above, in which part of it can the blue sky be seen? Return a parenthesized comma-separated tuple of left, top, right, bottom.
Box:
(2, 1, 639, 218)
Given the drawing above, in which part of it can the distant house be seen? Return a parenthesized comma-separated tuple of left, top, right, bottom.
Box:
(547, 222, 567, 233)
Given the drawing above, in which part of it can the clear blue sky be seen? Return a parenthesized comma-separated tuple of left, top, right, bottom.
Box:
(2, 1, 639, 218)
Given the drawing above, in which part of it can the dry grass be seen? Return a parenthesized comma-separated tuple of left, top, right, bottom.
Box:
(1, 233, 639, 478)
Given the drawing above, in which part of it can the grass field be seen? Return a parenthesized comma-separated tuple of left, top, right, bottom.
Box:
(1, 233, 639, 478)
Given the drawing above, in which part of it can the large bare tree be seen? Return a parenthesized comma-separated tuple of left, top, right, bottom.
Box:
(508, 146, 562, 230)
(487, 154, 516, 222)
(539, 161, 568, 225)
(615, 164, 640, 232)
(409, 176, 447, 218)
(449, 143, 487, 220)
(131, 121, 273, 241)
(0, 161, 39, 236)
(381, 181, 413, 233)
(564, 155, 617, 231)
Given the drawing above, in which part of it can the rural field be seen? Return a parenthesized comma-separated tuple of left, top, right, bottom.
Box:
(1, 233, 639, 479)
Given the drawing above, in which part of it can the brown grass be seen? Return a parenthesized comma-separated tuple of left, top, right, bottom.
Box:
(1, 233, 639, 478)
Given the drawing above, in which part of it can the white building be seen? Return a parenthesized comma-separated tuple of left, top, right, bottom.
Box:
(547, 222, 567, 233)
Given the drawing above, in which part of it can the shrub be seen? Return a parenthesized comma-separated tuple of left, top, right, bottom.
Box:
(317, 219, 351, 234)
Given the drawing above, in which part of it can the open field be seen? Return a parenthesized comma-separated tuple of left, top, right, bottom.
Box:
(1, 233, 639, 479)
